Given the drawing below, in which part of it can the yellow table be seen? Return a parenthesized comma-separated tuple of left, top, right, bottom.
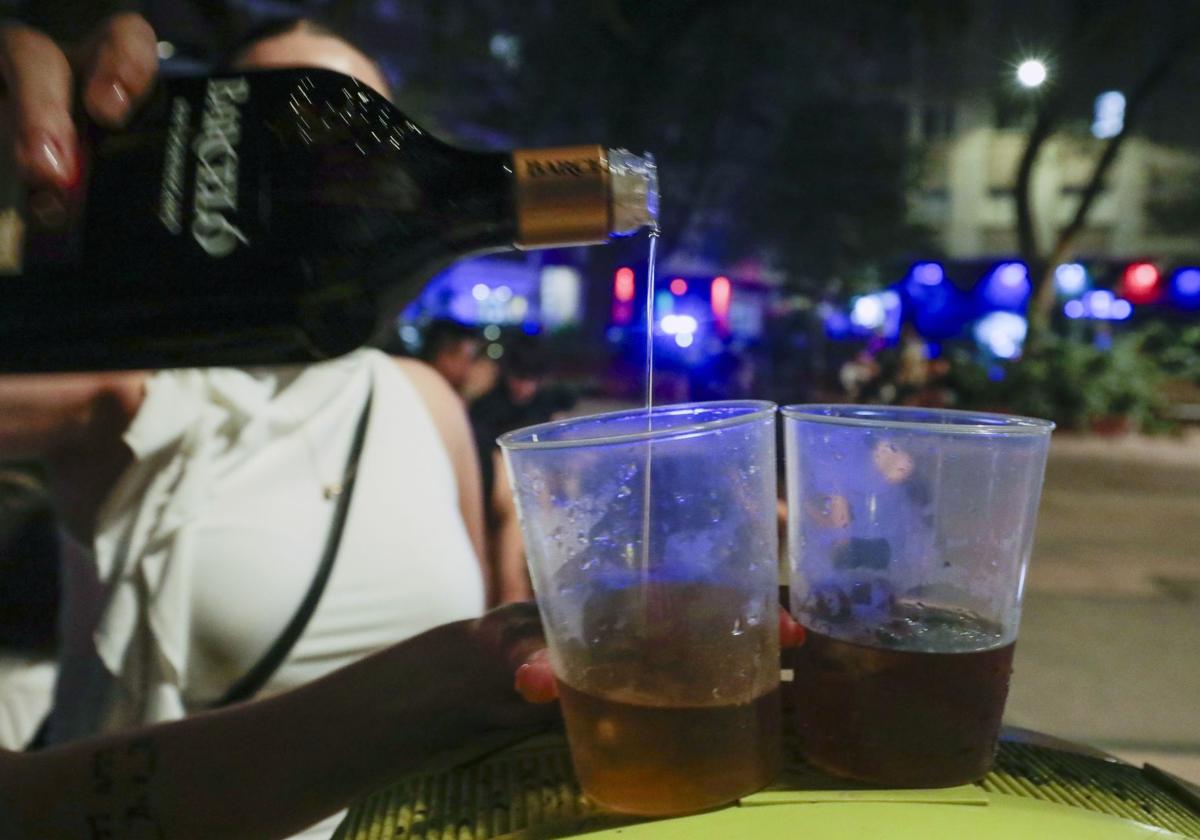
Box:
(335, 728, 1200, 840)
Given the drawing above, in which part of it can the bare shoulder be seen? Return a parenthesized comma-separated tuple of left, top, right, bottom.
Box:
(396, 355, 460, 403)
(386, 355, 486, 563)
(390, 357, 461, 416)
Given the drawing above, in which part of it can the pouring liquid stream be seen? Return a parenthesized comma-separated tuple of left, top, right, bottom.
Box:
(644, 227, 658, 415)
(639, 227, 660, 622)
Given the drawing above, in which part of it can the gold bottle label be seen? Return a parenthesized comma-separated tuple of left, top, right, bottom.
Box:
(512, 145, 611, 248)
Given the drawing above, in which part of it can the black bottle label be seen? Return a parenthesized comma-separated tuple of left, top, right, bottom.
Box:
(84, 74, 262, 286)
(0, 67, 520, 371)
(175, 77, 251, 257)
(0, 75, 263, 279)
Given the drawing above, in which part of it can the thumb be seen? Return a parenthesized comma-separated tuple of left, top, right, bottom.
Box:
(514, 648, 558, 704)
(77, 14, 158, 127)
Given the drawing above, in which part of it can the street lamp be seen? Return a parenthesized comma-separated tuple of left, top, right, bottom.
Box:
(1016, 59, 1048, 89)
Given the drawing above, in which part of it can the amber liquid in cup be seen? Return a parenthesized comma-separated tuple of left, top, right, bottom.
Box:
(500, 402, 782, 816)
(790, 603, 1015, 788)
(558, 677, 781, 816)
(781, 405, 1051, 789)
(555, 582, 781, 816)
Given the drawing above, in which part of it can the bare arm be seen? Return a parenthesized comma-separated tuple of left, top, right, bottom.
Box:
(393, 358, 489, 594)
(0, 608, 803, 839)
(0, 373, 145, 542)
(490, 449, 533, 604)
(0, 604, 556, 840)
(0, 373, 142, 458)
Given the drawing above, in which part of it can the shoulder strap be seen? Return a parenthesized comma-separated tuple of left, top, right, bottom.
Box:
(210, 387, 374, 708)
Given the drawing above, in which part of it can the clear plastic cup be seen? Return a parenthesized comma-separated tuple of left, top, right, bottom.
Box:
(781, 405, 1054, 788)
(499, 401, 781, 816)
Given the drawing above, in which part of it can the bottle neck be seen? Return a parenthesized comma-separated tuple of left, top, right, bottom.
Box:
(426, 144, 654, 255)
(511, 145, 614, 248)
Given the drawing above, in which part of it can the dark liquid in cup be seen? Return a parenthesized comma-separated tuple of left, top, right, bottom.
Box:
(790, 604, 1015, 787)
(557, 680, 782, 816)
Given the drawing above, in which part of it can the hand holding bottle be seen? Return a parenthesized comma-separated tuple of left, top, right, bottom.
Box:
(0, 13, 157, 189)
(0, 17, 658, 372)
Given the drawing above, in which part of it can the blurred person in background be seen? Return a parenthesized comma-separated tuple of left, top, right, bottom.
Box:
(418, 318, 483, 397)
(895, 324, 932, 405)
(461, 350, 501, 403)
(0, 13, 490, 838)
(838, 348, 882, 402)
(470, 336, 576, 603)
(690, 344, 757, 402)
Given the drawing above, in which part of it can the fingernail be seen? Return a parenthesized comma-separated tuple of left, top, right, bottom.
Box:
(90, 79, 131, 127)
(17, 132, 73, 186)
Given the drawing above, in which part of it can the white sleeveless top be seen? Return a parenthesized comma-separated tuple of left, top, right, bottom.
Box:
(0, 655, 55, 749)
(50, 350, 485, 742)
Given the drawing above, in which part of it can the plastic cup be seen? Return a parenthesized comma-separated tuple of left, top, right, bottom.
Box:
(499, 401, 782, 816)
(781, 405, 1054, 788)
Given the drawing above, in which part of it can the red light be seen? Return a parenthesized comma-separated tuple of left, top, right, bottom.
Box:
(669, 278, 688, 296)
(614, 267, 635, 303)
(1121, 262, 1160, 304)
(711, 276, 732, 318)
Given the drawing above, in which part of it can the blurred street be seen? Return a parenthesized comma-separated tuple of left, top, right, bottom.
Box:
(1007, 430, 1200, 783)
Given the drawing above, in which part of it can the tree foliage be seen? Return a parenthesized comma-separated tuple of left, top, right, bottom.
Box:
(1011, 0, 1200, 341)
(373, 0, 935, 294)
(947, 330, 1167, 431)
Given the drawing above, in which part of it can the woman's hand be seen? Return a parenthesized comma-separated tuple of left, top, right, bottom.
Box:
(407, 601, 560, 731)
(0, 13, 157, 189)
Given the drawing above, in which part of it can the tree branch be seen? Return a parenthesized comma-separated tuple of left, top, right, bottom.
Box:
(1013, 104, 1058, 265)
(1028, 15, 1200, 333)
(1052, 24, 1198, 264)
(1011, 1, 1137, 269)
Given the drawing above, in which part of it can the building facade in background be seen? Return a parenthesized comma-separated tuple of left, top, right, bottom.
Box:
(911, 123, 1200, 263)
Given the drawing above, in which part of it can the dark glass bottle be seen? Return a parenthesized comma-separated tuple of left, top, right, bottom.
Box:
(0, 68, 657, 372)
